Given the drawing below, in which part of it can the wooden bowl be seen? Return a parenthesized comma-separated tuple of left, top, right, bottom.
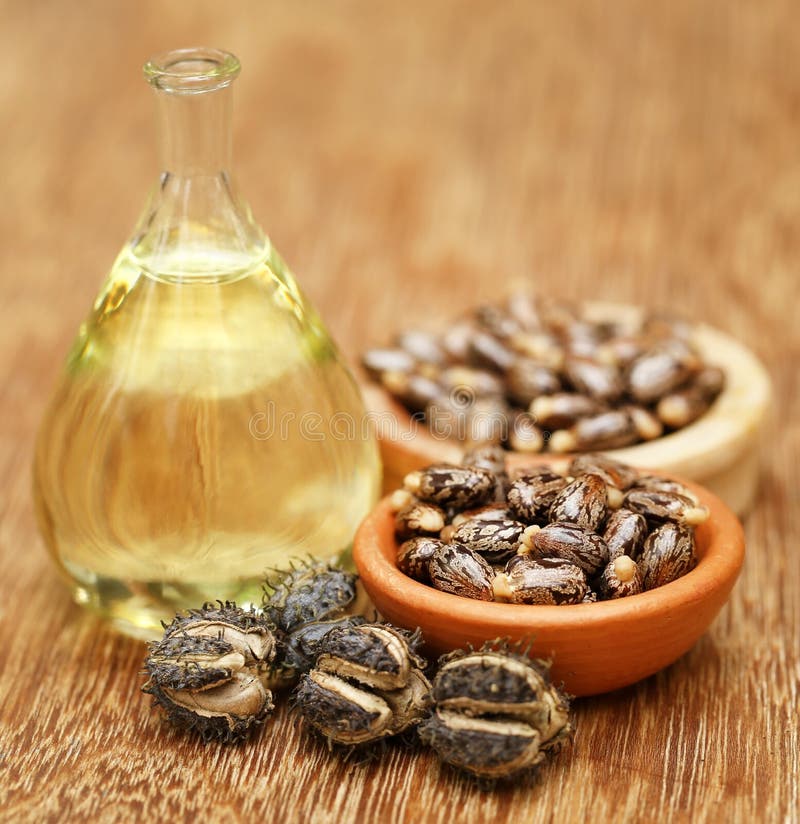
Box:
(353, 474, 744, 697)
(363, 303, 771, 514)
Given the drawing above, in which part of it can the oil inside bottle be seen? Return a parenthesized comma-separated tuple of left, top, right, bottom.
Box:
(34, 240, 380, 639)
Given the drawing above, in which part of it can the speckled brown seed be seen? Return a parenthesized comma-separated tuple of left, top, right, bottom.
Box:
(528, 392, 605, 430)
(494, 556, 588, 605)
(638, 522, 697, 589)
(397, 537, 446, 583)
(507, 468, 569, 524)
(406, 464, 496, 510)
(548, 473, 608, 531)
(452, 518, 526, 564)
(623, 489, 708, 526)
(394, 502, 447, 540)
(603, 508, 648, 560)
(428, 543, 496, 601)
(627, 348, 694, 403)
(530, 521, 610, 576)
(549, 409, 639, 452)
(505, 359, 561, 406)
(564, 357, 624, 402)
(598, 555, 644, 599)
(568, 453, 639, 490)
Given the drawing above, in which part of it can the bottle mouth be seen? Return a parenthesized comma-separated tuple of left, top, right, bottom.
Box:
(144, 47, 241, 95)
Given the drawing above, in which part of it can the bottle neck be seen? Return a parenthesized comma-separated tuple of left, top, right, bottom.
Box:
(155, 84, 233, 176)
(131, 49, 266, 277)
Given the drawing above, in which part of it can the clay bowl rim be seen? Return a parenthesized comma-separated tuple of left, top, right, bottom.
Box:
(353, 471, 745, 636)
(360, 301, 772, 481)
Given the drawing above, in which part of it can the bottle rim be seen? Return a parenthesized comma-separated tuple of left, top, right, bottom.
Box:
(143, 47, 241, 95)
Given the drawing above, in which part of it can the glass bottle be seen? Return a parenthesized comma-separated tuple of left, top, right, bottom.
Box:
(33, 48, 381, 639)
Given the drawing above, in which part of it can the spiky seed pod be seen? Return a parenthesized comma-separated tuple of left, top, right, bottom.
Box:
(394, 501, 447, 540)
(419, 643, 573, 780)
(603, 508, 648, 561)
(638, 523, 697, 589)
(263, 561, 358, 633)
(451, 518, 526, 564)
(294, 623, 431, 746)
(506, 468, 569, 524)
(428, 543, 496, 601)
(142, 602, 277, 743)
(403, 464, 496, 510)
(568, 453, 638, 491)
(279, 615, 367, 685)
(548, 473, 608, 532)
(494, 556, 588, 605)
(316, 624, 426, 692)
(623, 489, 709, 526)
(397, 537, 445, 583)
(598, 555, 643, 599)
(530, 521, 610, 577)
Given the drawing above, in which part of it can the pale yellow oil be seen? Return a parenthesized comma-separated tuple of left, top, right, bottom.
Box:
(33, 243, 381, 638)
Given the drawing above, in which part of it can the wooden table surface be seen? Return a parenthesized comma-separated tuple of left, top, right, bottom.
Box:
(1, 1, 797, 821)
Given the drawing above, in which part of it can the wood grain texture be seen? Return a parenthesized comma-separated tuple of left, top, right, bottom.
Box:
(0, 1, 797, 821)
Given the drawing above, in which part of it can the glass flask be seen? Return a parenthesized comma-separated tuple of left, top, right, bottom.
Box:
(33, 48, 381, 639)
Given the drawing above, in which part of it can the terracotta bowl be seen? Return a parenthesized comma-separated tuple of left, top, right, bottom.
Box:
(353, 473, 744, 697)
(363, 302, 771, 514)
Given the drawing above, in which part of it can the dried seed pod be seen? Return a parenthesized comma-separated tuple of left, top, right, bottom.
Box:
(361, 347, 416, 379)
(395, 329, 447, 366)
(316, 623, 426, 692)
(428, 543, 496, 601)
(505, 359, 561, 406)
(493, 556, 587, 605)
(404, 464, 496, 510)
(507, 468, 569, 523)
(452, 518, 526, 564)
(143, 602, 277, 743)
(603, 508, 648, 560)
(294, 623, 431, 747)
(568, 453, 638, 490)
(623, 489, 708, 526)
(397, 537, 445, 583)
(598, 555, 643, 599)
(508, 412, 545, 453)
(529, 392, 605, 430)
(467, 331, 518, 372)
(627, 348, 694, 403)
(395, 501, 447, 539)
(530, 521, 610, 576)
(548, 473, 608, 531)
(381, 371, 442, 413)
(294, 666, 431, 746)
(419, 644, 572, 779)
(549, 410, 638, 452)
(564, 357, 623, 402)
(638, 522, 697, 589)
(263, 562, 358, 633)
(280, 615, 367, 682)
